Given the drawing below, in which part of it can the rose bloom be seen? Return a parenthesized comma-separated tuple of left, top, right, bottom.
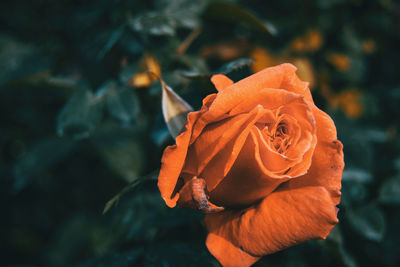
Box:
(158, 64, 344, 267)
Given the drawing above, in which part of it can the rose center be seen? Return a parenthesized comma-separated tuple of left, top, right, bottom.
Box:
(255, 112, 296, 155)
(268, 122, 291, 154)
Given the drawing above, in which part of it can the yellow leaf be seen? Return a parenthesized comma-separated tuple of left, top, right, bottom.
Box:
(129, 72, 153, 87)
(129, 54, 161, 88)
(143, 54, 161, 78)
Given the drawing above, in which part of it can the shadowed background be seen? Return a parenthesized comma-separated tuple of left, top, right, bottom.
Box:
(1, 0, 400, 266)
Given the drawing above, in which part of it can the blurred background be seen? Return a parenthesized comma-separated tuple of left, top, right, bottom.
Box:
(1, 0, 400, 266)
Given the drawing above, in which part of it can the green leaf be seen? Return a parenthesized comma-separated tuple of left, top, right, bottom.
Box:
(119, 63, 138, 85)
(320, 226, 358, 267)
(204, 1, 275, 35)
(162, 0, 208, 29)
(46, 214, 93, 266)
(379, 175, 400, 205)
(102, 171, 157, 214)
(77, 249, 144, 267)
(13, 137, 77, 192)
(144, 242, 218, 266)
(97, 26, 124, 60)
(105, 83, 141, 126)
(337, 246, 358, 267)
(347, 204, 386, 242)
(92, 124, 145, 184)
(57, 89, 104, 139)
(361, 128, 388, 143)
(394, 157, 400, 170)
(108, 189, 203, 243)
(46, 213, 129, 266)
(129, 12, 176, 36)
(218, 58, 255, 74)
(175, 55, 210, 79)
(0, 35, 50, 86)
(128, 0, 207, 36)
(341, 181, 368, 205)
(178, 58, 254, 80)
(342, 168, 373, 183)
(326, 225, 343, 245)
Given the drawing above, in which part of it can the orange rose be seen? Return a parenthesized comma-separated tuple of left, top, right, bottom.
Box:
(158, 64, 344, 267)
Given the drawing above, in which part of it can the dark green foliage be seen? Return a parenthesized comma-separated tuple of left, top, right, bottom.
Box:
(379, 174, 400, 205)
(57, 89, 104, 139)
(1, 0, 400, 266)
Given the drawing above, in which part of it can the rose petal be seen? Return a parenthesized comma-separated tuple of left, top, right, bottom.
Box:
(208, 117, 315, 206)
(279, 63, 313, 103)
(283, 134, 316, 178)
(158, 93, 221, 208)
(208, 130, 289, 207)
(253, 124, 317, 182)
(188, 87, 316, 189)
(191, 64, 288, 143)
(201, 93, 217, 110)
(195, 106, 270, 192)
(211, 74, 234, 91)
(205, 186, 338, 261)
(250, 126, 311, 177)
(184, 105, 268, 182)
(268, 113, 302, 152)
(210, 66, 285, 115)
(158, 110, 204, 207)
(284, 107, 344, 204)
(206, 233, 259, 267)
(183, 110, 258, 176)
(229, 88, 304, 116)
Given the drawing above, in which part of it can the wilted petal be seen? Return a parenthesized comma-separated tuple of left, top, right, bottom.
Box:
(177, 176, 224, 213)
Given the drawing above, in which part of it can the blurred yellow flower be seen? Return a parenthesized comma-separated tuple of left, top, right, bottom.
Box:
(362, 40, 376, 54)
(326, 53, 351, 72)
(306, 30, 323, 51)
(330, 89, 363, 118)
(251, 48, 316, 89)
(291, 38, 306, 52)
(250, 47, 277, 72)
(292, 58, 316, 89)
(201, 40, 251, 61)
(290, 29, 323, 52)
